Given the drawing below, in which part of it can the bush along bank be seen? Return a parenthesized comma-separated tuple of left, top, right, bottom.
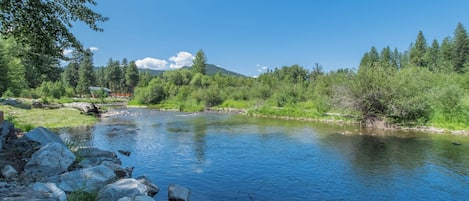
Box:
(0, 120, 191, 201)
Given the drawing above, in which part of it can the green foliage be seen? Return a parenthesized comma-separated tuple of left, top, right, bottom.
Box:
(192, 49, 207, 75)
(67, 190, 97, 201)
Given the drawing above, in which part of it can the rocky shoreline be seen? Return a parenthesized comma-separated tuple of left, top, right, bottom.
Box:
(0, 119, 191, 201)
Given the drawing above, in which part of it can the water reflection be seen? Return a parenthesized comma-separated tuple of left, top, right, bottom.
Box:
(56, 109, 469, 201)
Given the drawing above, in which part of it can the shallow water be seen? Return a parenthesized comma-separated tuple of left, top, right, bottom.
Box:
(58, 108, 469, 201)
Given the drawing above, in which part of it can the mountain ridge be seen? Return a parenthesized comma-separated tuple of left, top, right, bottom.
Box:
(138, 64, 245, 77)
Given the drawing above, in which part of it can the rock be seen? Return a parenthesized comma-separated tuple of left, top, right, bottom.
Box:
(31, 101, 43, 109)
(2, 165, 18, 178)
(0, 186, 60, 201)
(118, 149, 131, 156)
(168, 184, 190, 201)
(25, 127, 66, 147)
(0, 120, 15, 151)
(25, 142, 76, 178)
(96, 178, 148, 201)
(115, 166, 134, 179)
(33, 182, 67, 201)
(118, 196, 156, 201)
(63, 102, 101, 116)
(76, 147, 121, 168)
(77, 147, 119, 159)
(58, 164, 116, 192)
(135, 176, 159, 197)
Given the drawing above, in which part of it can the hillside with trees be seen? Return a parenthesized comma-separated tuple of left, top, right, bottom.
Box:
(0, 1, 468, 130)
(130, 24, 469, 129)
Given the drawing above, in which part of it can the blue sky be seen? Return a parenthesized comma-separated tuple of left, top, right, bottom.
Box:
(70, 0, 469, 76)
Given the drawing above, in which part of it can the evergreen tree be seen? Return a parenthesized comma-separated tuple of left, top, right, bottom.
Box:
(452, 23, 469, 73)
(125, 61, 140, 93)
(77, 50, 95, 97)
(106, 58, 122, 92)
(380, 46, 392, 66)
(409, 31, 427, 67)
(424, 39, 439, 71)
(192, 50, 207, 75)
(439, 37, 454, 72)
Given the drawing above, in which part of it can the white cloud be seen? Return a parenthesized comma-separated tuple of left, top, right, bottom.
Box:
(63, 49, 73, 56)
(257, 65, 268, 72)
(169, 51, 194, 69)
(89, 47, 99, 52)
(135, 57, 168, 70)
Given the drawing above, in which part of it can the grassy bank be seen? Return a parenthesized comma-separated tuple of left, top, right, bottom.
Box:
(0, 105, 98, 131)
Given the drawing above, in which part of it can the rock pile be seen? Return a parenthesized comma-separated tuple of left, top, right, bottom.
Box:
(0, 120, 190, 201)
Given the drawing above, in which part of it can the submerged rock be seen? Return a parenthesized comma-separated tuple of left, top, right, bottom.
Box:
(168, 184, 190, 201)
(118, 195, 156, 201)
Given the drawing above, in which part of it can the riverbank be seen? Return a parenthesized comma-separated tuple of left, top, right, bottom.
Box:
(0, 119, 191, 201)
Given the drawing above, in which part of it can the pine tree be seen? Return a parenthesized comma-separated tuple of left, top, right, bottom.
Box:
(439, 37, 454, 72)
(409, 31, 427, 67)
(424, 39, 439, 71)
(125, 61, 140, 93)
(452, 23, 469, 73)
(192, 49, 207, 75)
(77, 50, 95, 97)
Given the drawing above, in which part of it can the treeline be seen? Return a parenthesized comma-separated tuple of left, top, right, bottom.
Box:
(132, 24, 469, 129)
(0, 36, 142, 99)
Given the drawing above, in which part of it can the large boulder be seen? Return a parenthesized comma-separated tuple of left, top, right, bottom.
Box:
(33, 182, 67, 201)
(135, 176, 159, 197)
(96, 178, 148, 201)
(0, 120, 15, 151)
(24, 142, 75, 178)
(25, 127, 66, 147)
(63, 102, 100, 116)
(76, 147, 121, 168)
(168, 184, 190, 201)
(58, 164, 116, 192)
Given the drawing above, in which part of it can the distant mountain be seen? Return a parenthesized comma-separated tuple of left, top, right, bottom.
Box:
(138, 64, 245, 77)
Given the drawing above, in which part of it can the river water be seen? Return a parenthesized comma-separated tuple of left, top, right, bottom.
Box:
(58, 108, 469, 201)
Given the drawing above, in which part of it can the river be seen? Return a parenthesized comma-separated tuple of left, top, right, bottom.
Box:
(57, 108, 469, 201)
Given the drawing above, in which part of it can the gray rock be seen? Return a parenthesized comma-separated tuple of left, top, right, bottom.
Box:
(33, 182, 67, 201)
(58, 164, 116, 192)
(135, 176, 159, 197)
(118, 196, 155, 201)
(2, 165, 18, 178)
(76, 147, 118, 158)
(76, 147, 122, 169)
(168, 184, 190, 201)
(97, 178, 147, 201)
(25, 142, 75, 178)
(0, 120, 15, 151)
(115, 166, 134, 179)
(31, 101, 43, 109)
(25, 127, 65, 147)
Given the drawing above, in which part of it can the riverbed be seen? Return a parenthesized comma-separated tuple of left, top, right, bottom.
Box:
(57, 108, 469, 201)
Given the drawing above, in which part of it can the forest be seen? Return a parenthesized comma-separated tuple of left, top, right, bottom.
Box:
(0, 0, 468, 129)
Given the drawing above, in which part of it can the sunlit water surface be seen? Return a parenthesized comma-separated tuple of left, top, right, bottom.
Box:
(58, 108, 469, 201)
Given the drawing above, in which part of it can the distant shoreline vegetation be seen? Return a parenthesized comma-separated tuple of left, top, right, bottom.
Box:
(129, 24, 469, 131)
(1, 24, 469, 131)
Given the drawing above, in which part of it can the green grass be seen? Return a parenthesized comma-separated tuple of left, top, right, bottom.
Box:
(67, 190, 97, 201)
(1, 105, 97, 129)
